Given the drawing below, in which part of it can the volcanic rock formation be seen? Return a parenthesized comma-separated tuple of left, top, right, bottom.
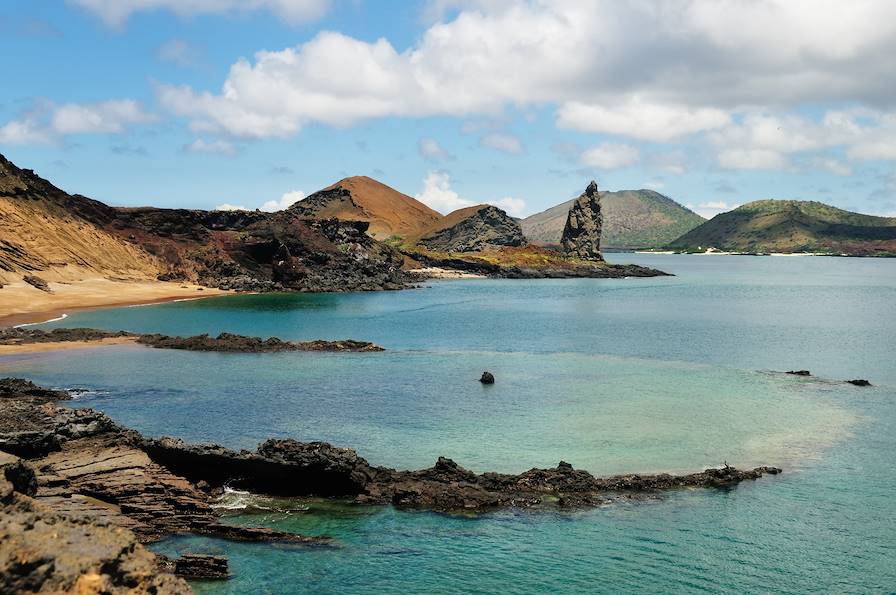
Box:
(416, 204, 525, 252)
(561, 181, 604, 260)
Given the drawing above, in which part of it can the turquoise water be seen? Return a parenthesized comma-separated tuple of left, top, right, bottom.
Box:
(2, 254, 895, 593)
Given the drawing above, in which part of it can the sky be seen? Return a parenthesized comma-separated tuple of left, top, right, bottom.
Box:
(1, 0, 895, 220)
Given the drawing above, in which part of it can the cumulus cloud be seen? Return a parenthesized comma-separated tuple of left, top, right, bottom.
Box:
(184, 138, 236, 156)
(261, 190, 305, 211)
(580, 144, 640, 170)
(215, 189, 305, 212)
(479, 132, 522, 154)
(418, 137, 452, 161)
(557, 98, 730, 141)
(70, 0, 329, 27)
(215, 203, 248, 211)
(415, 171, 473, 214)
(155, 1, 896, 146)
(414, 171, 526, 216)
(0, 99, 154, 145)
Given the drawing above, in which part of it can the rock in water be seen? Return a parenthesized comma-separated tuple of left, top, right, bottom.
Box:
(479, 371, 495, 384)
(561, 181, 604, 260)
(847, 379, 872, 386)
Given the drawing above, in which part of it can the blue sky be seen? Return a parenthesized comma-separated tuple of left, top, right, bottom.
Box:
(1, 1, 895, 219)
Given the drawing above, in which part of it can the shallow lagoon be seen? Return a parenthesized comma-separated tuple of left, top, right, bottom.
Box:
(3, 254, 894, 593)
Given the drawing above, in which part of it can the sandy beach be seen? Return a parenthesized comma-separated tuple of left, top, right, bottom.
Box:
(408, 267, 485, 279)
(0, 278, 227, 328)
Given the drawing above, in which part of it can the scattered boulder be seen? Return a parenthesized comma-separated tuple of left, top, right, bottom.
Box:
(479, 371, 495, 384)
(786, 370, 811, 376)
(22, 274, 51, 292)
(561, 181, 604, 260)
(847, 379, 872, 386)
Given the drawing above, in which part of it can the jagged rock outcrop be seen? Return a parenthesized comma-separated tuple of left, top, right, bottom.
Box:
(416, 205, 525, 253)
(561, 181, 604, 260)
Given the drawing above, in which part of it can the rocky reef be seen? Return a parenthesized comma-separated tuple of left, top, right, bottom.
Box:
(562, 180, 604, 260)
(1, 379, 782, 589)
(417, 204, 526, 253)
(1, 327, 384, 353)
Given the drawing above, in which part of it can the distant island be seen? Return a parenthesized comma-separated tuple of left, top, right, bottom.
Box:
(521, 189, 705, 250)
(666, 200, 896, 257)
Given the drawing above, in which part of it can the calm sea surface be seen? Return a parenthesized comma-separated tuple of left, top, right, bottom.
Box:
(2, 254, 894, 593)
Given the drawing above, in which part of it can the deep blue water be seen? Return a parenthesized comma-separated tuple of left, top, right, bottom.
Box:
(2, 254, 894, 593)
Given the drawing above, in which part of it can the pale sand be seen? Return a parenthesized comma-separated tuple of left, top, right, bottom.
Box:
(408, 267, 485, 279)
(0, 336, 139, 356)
(0, 278, 228, 328)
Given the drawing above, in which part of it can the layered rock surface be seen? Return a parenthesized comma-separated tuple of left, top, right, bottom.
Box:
(561, 181, 604, 260)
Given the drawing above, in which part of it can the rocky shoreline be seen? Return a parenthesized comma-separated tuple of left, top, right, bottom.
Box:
(1, 378, 781, 591)
(0, 327, 384, 353)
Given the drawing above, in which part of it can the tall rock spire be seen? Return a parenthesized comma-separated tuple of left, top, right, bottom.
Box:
(561, 180, 603, 260)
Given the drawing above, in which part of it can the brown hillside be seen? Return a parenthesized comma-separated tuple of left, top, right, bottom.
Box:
(0, 155, 163, 284)
(291, 176, 443, 239)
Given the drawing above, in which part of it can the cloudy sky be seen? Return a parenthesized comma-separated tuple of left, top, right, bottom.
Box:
(2, 0, 895, 218)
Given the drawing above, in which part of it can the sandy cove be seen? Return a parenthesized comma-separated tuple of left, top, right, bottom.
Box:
(0, 277, 228, 328)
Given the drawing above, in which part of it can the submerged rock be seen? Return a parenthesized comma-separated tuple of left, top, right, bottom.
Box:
(786, 370, 811, 376)
(561, 181, 604, 260)
(847, 379, 872, 386)
(173, 554, 229, 580)
(479, 371, 495, 384)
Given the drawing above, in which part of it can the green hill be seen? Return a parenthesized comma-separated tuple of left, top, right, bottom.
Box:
(521, 189, 704, 249)
(667, 200, 896, 256)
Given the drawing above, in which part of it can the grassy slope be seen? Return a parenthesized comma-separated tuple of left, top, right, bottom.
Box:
(667, 200, 896, 255)
(521, 190, 704, 249)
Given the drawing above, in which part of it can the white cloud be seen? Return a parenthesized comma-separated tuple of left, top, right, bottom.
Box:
(414, 170, 526, 216)
(718, 149, 789, 170)
(261, 190, 305, 212)
(580, 144, 640, 169)
(415, 171, 474, 214)
(155, 2, 896, 144)
(848, 139, 896, 161)
(813, 157, 853, 176)
(184, 138, 236, 156)
(157, 38, 200, 67)
(215, 189, 305, 212)
(70, 0, 329, 27)
(0, 118, 54, 145)
(52, 100, 154, 134)
(492, 197, 526, 217)
(215, 203, 248, 211)
(0, 99, 154, 144)
(418, 137, 452, 161)
(557, 98, 730, 141)
(479, 132, 522, 154)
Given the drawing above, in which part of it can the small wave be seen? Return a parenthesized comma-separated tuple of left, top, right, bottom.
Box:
(212, 487, 310, 514)
(13, 313, 68, 328)
(64, 387, 109, 400)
